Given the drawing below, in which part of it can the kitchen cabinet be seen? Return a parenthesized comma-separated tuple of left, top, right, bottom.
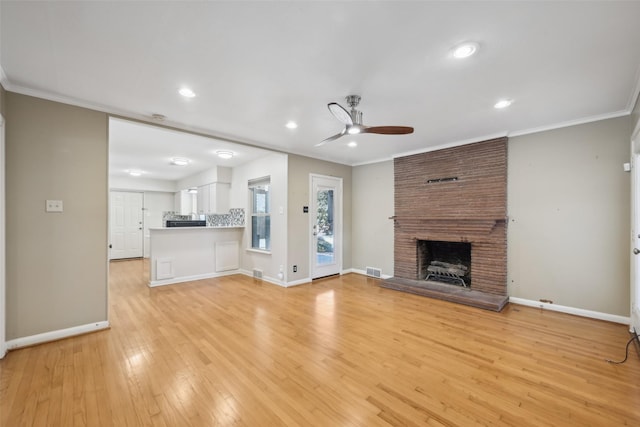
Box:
(197, 182, 230, 214)
(175, 190, 196, 215)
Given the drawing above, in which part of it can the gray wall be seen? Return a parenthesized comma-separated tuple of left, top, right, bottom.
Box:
(287, 154, 352, 281)
(5, 92, 108, 339)
(507, 116, 630, 315)
(352, 160, 394, 276)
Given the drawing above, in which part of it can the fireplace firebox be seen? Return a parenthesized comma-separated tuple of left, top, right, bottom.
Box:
(417, 240, 471, 287)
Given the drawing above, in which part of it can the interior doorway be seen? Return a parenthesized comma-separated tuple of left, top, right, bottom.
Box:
(310, 174, 342, 279)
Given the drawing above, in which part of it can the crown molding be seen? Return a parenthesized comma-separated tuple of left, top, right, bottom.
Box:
(626, 63, 640, 114)
(509, 109, 630, 138)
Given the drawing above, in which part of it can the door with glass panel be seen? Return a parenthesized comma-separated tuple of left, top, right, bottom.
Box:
(310, 174, 342, 279)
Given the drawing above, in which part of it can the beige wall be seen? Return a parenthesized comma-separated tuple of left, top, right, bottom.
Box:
(508, 116, 630, 315)
(5, 92, 108, 339)
(287, 154, 352, 281)
(350, 117, 631, 315)
(352, 160, 394, 276)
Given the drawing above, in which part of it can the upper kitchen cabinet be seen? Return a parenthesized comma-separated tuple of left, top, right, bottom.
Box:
(197, 182, 231, 214)
(178, 166, 232, 215)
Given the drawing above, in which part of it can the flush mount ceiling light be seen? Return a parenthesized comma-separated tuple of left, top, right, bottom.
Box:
(452, 42, 479, 59)
(128, 170, 143, 177)
(179, 87, 196, 98)
(347, 141, 358, 148)
(216, 150, 234, 159)
(494, 99, 513, 109)
(170, 157, 190, 166)
(285, 121, 298, 129)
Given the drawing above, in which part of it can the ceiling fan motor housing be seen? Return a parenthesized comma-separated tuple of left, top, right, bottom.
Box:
(345, 95, 361, 108)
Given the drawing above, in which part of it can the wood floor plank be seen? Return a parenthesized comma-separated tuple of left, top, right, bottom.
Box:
(1, 259, 639, 426)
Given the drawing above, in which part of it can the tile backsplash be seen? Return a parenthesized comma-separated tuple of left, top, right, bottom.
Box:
(206, 208, 245, 227)
(162, 208, 245, 227)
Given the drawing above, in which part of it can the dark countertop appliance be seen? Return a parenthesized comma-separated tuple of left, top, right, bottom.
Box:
(166, 220, 207, 228)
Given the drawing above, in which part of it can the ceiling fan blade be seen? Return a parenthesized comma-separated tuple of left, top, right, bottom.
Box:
(328, 103, 353, 125)
(361, 126, 414, 135)
(315, 128, 346, 147)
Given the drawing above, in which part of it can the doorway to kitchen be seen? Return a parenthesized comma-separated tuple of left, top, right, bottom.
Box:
(310, 174, 342, 279)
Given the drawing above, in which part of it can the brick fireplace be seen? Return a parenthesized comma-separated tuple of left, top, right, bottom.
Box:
(381, 137, 508, 311)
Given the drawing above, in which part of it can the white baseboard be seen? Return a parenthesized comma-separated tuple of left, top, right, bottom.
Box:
(5, 321, 110, 351)
(239, 269, 311, 287)
(350, 268, 393, 279)
(631, 304, 640, 333)
(0, 342, 7, 359)
(149, 270, 239, 287)
(509, 297, 630, 325)
(284, 277, 312, 287)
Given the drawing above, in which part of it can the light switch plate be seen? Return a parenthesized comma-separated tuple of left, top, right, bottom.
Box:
(46, 200, 63, 212)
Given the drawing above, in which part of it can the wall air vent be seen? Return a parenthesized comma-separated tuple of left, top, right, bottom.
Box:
(366, 267, 382, 278)
(253, 269, 263, 279)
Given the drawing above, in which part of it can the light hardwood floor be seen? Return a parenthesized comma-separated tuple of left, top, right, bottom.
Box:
(1, 259, 639, 426)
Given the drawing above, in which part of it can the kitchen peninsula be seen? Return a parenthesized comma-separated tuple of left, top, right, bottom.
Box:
(149, 209, 245, 286)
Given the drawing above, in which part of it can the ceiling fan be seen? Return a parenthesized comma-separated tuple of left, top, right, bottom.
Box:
(316, 95, 414, 147)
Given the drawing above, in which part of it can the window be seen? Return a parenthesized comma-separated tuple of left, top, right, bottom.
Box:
(249, 177, 271, 251)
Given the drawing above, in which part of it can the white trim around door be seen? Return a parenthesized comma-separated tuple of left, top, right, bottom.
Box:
(309, 174, 343, 279)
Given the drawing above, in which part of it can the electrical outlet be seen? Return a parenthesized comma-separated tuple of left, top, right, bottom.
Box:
(293, 265, 297, 273)
(46, 200, 63, 213)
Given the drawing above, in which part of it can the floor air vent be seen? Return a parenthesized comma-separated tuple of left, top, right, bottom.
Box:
(253, 269, 263, 279)
(366, 267, 382, 278)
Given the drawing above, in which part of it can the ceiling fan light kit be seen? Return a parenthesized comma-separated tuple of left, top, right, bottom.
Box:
(317, 95, 414, 146)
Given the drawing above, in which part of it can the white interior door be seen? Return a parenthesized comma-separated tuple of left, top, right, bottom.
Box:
(631, 128, 640, 334)
(310, 174, 342, 279)
(110, 191, 143, 260)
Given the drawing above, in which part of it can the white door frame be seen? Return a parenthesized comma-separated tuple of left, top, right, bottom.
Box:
(0, 114, 6, 358)
(631, 120, 640, 334)
(309, 174, 343, 279)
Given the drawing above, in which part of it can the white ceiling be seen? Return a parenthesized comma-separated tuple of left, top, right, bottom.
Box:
(2, 1, 640, 170)
(109, 117, 273, 181)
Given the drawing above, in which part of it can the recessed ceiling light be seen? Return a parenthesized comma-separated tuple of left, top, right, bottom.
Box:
(179, 87, 196, 98)
(452, 42, 479, 59)
(216, 150, 234, 159)
(285, 121, 298, 129)
(128, 170, 143, 177)
(170, 157, 190, 166)
(494, 99, 513, 109)
(347, 141, 358, 148)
